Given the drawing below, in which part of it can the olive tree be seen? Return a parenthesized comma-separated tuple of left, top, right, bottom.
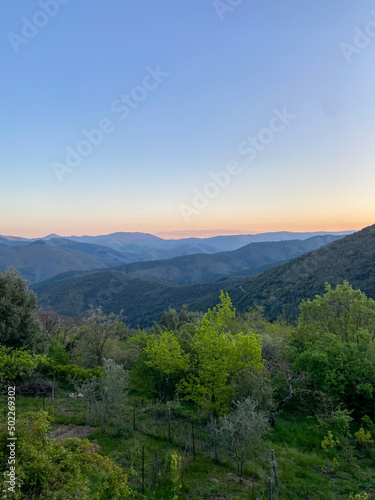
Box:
(207, 397, 269, 481)
(76, 307, 127, 367)
(78, 359, 128, 433)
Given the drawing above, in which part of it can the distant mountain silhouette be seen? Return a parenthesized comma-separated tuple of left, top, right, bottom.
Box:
(0, 242, 123, 284)
(33, 228, 371, 328)
(108, 235, 342, 285)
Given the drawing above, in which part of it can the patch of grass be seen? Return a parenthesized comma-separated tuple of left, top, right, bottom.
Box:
(10, 394, 375, 499)
(272, 410, 323, 453)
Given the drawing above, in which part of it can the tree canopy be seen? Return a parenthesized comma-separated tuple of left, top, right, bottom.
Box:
(145, 292, 263, 415)
(0, 268, 45, 350)
(293, 282, 375, 416)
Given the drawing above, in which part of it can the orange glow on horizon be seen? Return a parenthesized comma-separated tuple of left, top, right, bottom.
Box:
(1, 218, 372, 240)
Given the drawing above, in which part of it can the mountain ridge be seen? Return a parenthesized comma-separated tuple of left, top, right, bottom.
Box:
(32, 226, 375, 327)
(108, 234, 343, 285)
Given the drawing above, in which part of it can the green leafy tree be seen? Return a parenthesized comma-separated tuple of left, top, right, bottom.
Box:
(0, 345, 41, 388)
(316, 406, 353, 437)
(295, 281, 375, 349)
(0, 268, 45, 350)
(295, 330, 375, 414)
(0, 345, 103, 390)
(159, 305, 203, 331)
(294, 283, 375, 415)
(182, 293, 263, 415)
(144, 331, 190, 400)
(145, 332, 190, 375)
(146, 292, 263, 415)
(355, 427, 373, 445)
(47, 339, 69, 365)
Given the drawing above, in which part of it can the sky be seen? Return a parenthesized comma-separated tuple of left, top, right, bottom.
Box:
(1, 0, 375, 238)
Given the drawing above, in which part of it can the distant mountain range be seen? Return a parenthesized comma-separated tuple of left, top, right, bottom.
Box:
(0, 230, 353, 257)
(0, 232, 343, 286)
(104, 235, 342, 285)
(2, 226, 370, 328)
(0, 240, 130, 284)
(31, 225, 372, 327)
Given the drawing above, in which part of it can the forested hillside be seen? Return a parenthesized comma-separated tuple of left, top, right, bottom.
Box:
(194, 223, 375, 322)
(1, 268, 375, 498)
(33, 225, 375, 327)
(32, 270, 232, 326)
(112, 235, 341, 285)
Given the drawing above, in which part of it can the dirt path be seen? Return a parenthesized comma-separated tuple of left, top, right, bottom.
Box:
(48, 424, 98, 442)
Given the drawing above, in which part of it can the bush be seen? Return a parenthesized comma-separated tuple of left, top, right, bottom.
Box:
(113, 426, 134, 439)
(0, 410, 129, 499)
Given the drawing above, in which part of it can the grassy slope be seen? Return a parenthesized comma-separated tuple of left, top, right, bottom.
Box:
(12, 392, 375, 499)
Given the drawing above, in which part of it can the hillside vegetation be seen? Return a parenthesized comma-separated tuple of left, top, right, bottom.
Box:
(32, 271, 231, 327)
(33, 226, 375, 327)
(197, 223, 375, 322)
(113, 235, 341, 285)
(2, 268, 375, 499)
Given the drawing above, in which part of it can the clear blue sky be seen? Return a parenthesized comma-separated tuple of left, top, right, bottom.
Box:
(1, 0, 375, 237)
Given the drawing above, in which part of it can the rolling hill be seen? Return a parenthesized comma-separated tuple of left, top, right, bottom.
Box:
(0, 241, 115, 284)
(57, 232, 220, 259)
(0, 230, 354, 263)
(111, 235, 342, 285)
(32, 234, 341, 290)
(65, 230, 354, 255)
(32, 270, 232, 327)
(190, 223, 375, 322)
(32, 227, 371, 328)
(0, 235, 31, 247)
(46, 238, 132, 266)
(0, 233, 342, 289)
(167, 230, 353, 252)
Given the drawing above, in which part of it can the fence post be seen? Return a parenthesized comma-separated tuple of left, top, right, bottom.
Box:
(168, 407, 171, 443)
(200, 423, 204, 453)
(133, 401, 136, 431)
(191, 421, 195, 461)
(268, 478, 272, 500)
(142, 445, 145, 495)
(271, 448, 279, 491)
(51, 375, 55, 407)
